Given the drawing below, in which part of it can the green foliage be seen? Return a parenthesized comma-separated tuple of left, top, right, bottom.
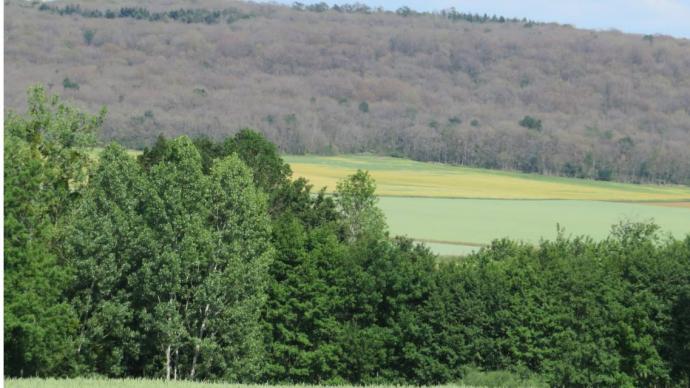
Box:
(358, 101, 369, 113)
(4, 135, 80, 377)
(437, 223, 690, 386)
(262, 217, 346, 383)
(448, 116, 462, 125)
(306, 2, 329, 13)
(65, 139, 273, 380)
(6, 86, 690, 386)
(82, 29, 95, 45)
(39, 5, 252, 25)
(519, 115, 542, 131)
(4, 86, 103, 377)
(335, 170, 387, 242)
(62, 78, 79, 90)
(337, 238, 441, 384)
(396, 6, 414, 17)
(224, 129, 292, 195)
(284, 114, 297, 126)
(61, 144, 150, 376)
(668, 283, 690, 384)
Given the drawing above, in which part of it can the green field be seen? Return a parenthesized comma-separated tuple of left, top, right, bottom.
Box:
(285, 155, 690, 255)
(380, 197, 690, 254)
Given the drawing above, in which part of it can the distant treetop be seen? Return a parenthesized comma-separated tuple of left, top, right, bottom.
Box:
(38, 2, 537, 26)
(38, 3, 252, 25)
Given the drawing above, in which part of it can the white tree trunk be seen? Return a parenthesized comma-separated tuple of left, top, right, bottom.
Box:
(174, 347, 179, 380)
(190, 303, 210, 379)
(165, 344, 172, 381)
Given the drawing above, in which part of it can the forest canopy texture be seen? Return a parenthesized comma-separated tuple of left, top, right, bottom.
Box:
(5, 0, 690, 184)
(5, 87, 690, 386)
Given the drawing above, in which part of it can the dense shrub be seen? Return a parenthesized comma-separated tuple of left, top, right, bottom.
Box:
(62, 77, 79, 90)
(519, 115, 542, 131)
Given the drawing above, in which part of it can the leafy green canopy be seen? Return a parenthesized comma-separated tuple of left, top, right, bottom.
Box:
(64, 139, 274, 380)
(4, 87, 690, 386)
(4, 86, 104, 376)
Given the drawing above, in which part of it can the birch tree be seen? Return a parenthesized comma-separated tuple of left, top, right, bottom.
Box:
(142, 136, 209, 379)
(335, 170, 387, 243)
(63, 144, 153, 376)
(138, 138, 273, 380)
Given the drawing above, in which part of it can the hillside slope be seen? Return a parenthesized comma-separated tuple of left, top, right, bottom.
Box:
(5, 0, 690, 183)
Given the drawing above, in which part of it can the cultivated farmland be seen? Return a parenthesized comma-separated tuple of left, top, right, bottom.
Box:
(285, 155, 690, 201)
(285, 155, 690, 255)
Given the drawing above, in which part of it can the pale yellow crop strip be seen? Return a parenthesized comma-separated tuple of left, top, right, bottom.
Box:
(288, 160, 690, 202)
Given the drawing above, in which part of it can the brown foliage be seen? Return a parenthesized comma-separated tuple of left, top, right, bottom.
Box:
(5, 0, 690, 183)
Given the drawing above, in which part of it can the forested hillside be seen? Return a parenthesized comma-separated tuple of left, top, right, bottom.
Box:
(5, 0, 690, 184)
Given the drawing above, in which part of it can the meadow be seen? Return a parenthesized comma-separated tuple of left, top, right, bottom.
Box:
(4, 380, 388, 388)
(4, 372, 546, 388)
(380, 197, 690, 254)
(285, 155, 690, 255)
(3, 380, 411, 388)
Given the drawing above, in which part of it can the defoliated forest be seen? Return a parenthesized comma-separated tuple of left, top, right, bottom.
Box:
(5, 87, 690, 386)
(5, 0, 690, 184)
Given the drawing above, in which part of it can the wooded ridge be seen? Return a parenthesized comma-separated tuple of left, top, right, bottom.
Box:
(5, 0, 690, 184)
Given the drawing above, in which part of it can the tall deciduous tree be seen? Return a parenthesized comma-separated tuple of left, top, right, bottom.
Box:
(199, 153, 273, 381)
(62, 144, 154, 376)
(138, 137, 273, 380)
(64, 136, 274, 380)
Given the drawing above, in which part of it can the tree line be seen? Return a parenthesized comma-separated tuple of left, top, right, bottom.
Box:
(38, 2, 535, 26)
(38, 4, 252, 25)
(292, 2, 538, 25)
(5, 87, 690, 386)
